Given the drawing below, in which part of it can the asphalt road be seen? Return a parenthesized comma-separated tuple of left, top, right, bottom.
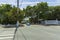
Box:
(1, 25, 60, 40)
(14, 25, 60, 40)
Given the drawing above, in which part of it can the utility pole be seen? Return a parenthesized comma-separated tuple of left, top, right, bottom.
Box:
(13, 0, 19, 40)
(16, 0, 19, 27)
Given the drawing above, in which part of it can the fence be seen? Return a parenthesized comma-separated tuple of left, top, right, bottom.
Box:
(41, 20, 60, 25)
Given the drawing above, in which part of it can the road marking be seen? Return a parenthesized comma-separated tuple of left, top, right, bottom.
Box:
(0, 37, 13, 39)
(0, 34, 14, 39)
(0, 34, 14, 36)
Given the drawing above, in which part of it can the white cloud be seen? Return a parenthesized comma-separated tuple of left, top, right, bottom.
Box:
(19, 2, 39, 4)
(55, 0, 60, 5)
(0, 0, 60, 9)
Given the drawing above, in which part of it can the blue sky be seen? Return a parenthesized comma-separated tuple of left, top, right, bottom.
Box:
(0, 0, 60, 9)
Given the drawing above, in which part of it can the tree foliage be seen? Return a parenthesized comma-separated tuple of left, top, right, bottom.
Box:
(0, 4, 24, 24)
(0, 2, 60, 24)
(23, 2, 60, 23)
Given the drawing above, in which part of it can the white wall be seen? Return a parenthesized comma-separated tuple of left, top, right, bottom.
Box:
(45, 20, 58, 25)
(58, 21, 60, 24)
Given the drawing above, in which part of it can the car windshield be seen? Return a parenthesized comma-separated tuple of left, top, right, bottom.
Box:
(0, 0, 60, 40)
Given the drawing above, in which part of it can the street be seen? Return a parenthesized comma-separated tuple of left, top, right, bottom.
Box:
(0, 28, 15, 40)
(14, 25, 60, 40)
(0, 25, 60, 40)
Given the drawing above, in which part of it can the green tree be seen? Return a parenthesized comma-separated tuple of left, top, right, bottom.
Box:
(36, 2, 49, 20)
(0, 4, 24, 24)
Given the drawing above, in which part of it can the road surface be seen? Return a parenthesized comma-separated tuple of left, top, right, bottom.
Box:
(14, 25, 60, 40)
(0, 25, 60, 40)
(0, 28, 15, 40)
